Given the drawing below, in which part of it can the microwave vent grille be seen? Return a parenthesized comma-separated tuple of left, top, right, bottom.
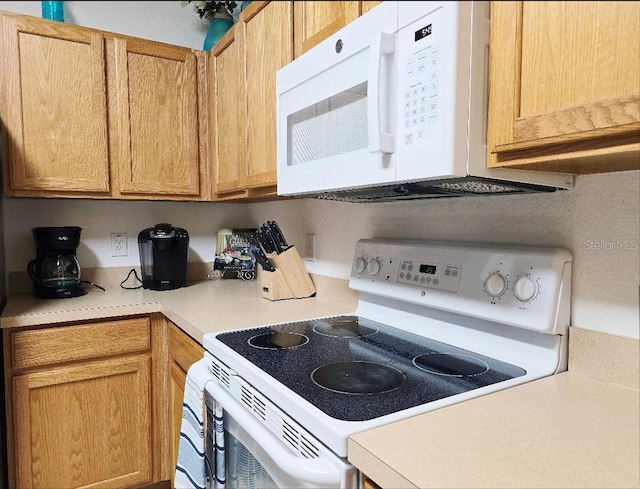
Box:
(316, 177, 559, 203)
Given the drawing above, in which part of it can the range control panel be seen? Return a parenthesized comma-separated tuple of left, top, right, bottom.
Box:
(350, 239, 572, 334)
(397, 259, 461, 293)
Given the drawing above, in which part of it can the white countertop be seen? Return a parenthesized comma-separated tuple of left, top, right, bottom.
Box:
(0, 274, 359, 343)
(349, 371, 640, 488)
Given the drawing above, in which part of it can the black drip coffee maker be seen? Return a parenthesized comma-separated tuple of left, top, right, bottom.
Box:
(28, 226, 86, 299)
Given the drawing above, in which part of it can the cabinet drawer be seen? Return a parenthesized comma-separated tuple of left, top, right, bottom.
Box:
(10, 317, 151, 371)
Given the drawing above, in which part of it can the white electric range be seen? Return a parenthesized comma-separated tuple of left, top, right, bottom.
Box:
(201, 239, 572, 488)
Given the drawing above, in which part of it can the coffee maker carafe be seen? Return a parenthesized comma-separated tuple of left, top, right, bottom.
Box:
(28, 226, 85, 299)
(138, 223, 189, 290)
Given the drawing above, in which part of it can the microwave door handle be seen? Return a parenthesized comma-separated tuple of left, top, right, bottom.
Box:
(205, 380, 342, 488)
(368, 32, 395, 154)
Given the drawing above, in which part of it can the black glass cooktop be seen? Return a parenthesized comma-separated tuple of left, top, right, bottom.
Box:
(215, 316, 526, 421)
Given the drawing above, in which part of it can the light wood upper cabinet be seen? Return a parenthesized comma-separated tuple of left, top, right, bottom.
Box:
(293, 1, 360, 57)
(209, 25, 246, 197)
(360, 1, 382, 16)
(487, 1, 640, 174)
(0, 14, 110, 196)
(241, 1, 293, 190)
(108, 36, 204, 198)
(3, 315, 171, 488)
(0, 11, 208, 200)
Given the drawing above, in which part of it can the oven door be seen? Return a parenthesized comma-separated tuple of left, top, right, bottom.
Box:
(276, 2, 398, 196)
(205, 378, 356, 489)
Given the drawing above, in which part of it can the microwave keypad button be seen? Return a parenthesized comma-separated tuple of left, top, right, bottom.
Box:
(404, 100, 411, 110)
(417, 130, 424, 139)
(405, 133, 414, 145)
(405, 91, 411, 100)
(428, 112, 438, 122)
(420, 85, 427, 94)
(419, 115, 427, 124)
(428, 71, 439, 82)
(419, 106, 427, 115)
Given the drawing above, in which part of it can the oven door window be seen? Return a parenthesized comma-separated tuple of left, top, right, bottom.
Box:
(225, 414, 281, 488)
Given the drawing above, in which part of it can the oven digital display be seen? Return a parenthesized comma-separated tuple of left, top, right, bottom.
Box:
(419, 264, 437, 275)
(415, 23, 432, 42)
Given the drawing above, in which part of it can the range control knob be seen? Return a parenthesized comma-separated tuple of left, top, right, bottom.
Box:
(353, 257, 367, 274)
(367, 258, 382, 276)
(513, 276, 538, 302)
(484, 273, 507, 297)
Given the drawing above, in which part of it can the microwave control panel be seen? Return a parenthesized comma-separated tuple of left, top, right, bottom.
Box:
(398, 7, 446, 150)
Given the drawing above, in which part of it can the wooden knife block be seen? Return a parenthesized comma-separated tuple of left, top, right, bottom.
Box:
(260, 246, 316, 301)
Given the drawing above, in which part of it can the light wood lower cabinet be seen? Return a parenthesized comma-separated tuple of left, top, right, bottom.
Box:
(3, 315, 171, 489)
(168, 321, 204, 486)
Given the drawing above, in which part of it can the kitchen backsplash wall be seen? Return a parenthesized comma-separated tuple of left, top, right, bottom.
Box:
(2, 199, 250, 270)
(247, 171, 640, 340)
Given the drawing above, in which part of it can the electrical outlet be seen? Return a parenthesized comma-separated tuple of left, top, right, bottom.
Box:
(111, 232, 127, 257)
(305, 234, 316, 261)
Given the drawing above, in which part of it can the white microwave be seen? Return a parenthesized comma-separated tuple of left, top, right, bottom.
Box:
(276, 1, 573, 202)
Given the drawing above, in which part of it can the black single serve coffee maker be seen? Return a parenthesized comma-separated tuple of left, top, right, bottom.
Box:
(27, 226, 86, 299)
(138, 223, 189, 290)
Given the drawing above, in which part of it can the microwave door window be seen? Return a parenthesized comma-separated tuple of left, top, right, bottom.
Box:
(287, 82, 368, 167)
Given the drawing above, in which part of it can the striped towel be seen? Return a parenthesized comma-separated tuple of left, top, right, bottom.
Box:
(175, 359, 226, 489)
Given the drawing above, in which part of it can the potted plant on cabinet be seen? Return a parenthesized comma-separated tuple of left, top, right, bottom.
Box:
(182, 0, 238, 51)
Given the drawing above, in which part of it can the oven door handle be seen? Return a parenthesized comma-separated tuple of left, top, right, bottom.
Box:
(205, 379, 343, 488)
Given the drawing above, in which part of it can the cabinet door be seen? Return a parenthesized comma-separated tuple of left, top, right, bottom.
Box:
(241, 1, 293, 189)
(0, 14, 110, 196)
(488, 1, 640, 173)
(209, 26, 247, 197)
(109, 36, 202, 198)
(168, 322, 204, 485)
(12, 355, 153, 489)
(293, 1, 360, 57)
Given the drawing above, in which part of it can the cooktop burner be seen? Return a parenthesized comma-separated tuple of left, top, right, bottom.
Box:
(413, 353, 489, 377)
(311, 316, 378, 338)
(311, 361, 405, 394)
(215, 315, 527, 421)
(248, 332, 309, 349)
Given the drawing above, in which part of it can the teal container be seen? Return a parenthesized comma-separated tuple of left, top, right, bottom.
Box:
(42, 1, 64, 22)
(203, 17, 234, 51)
